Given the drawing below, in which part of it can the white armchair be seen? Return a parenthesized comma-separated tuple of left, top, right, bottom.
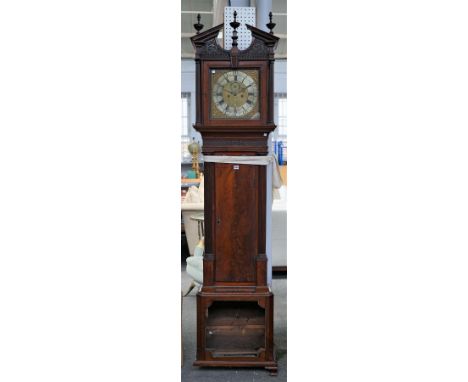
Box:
(184, 238, 204, 296)
(181, 202, 204, 256)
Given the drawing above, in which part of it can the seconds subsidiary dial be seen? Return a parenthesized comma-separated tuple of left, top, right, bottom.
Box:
(210, 69, 259, 120)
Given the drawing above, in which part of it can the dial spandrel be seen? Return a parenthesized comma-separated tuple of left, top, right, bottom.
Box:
(210, 69, 259, 120)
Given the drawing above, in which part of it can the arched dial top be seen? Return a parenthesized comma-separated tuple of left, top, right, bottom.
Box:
(210, 69, 260, 120)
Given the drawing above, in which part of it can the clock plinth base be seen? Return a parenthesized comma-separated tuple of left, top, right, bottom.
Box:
(193, 360, 278, 374)
(194, 290, 276, 371)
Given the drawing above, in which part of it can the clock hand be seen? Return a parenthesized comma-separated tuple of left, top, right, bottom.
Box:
(226, 89, 240, 97)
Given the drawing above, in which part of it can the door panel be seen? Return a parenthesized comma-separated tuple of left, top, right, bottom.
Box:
(214, 163, 258, 283)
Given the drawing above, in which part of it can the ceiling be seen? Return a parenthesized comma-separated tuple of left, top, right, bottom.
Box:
(181, 0, 287, 59)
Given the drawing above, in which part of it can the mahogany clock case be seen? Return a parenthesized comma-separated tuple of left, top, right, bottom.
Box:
(188, 20, 280, 374)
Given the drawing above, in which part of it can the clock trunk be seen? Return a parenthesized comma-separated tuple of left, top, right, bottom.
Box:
(214, 163, 258, 284)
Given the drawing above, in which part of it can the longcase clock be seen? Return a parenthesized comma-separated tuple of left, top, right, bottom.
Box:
(190, 12, 279, 374)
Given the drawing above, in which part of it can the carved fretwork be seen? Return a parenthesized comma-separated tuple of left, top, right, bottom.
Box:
(191, 23, 279, 62)
(237, 38, 270, 60)
(198, 39, 230, 60)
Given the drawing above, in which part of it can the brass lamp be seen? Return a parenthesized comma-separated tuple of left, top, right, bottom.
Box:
(187, 138, 201, 178)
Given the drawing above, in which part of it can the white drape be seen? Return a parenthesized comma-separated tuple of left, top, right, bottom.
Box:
(203, 154, 283, 199)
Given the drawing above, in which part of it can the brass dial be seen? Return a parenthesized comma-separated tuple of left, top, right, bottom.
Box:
(211, 69, 259, 119)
